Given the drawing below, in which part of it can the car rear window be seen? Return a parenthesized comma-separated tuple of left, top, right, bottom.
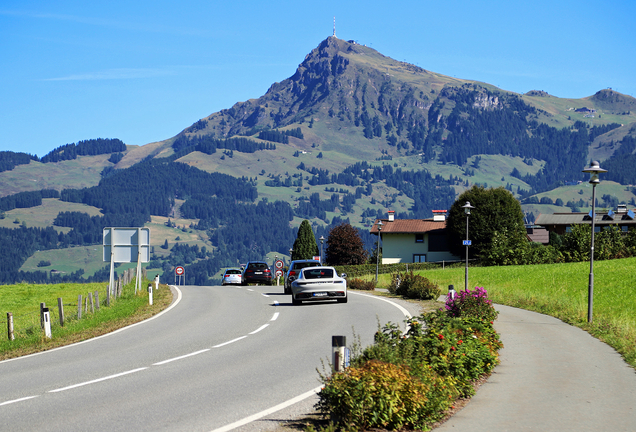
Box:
(297, 262, 320, 270)
(249, 263, 267, 270)
(303, 268, 334, 279)
(226, 270, 241, 275)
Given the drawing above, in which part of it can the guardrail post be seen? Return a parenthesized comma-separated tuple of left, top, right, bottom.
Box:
(7, 312, 14, 341)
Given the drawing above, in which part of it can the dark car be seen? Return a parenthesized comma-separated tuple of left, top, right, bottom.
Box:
(242, 261, 273, 286)
(284, 259, 321, 294)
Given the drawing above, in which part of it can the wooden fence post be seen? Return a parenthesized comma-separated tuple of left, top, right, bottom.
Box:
(95, 291, 100, 310)
(40, 302, 46, 329)
(7, 312, 14, 341)
(77, 295, 82, 319)
(58, 297, 64, 326)
(89, 292, 94, 313)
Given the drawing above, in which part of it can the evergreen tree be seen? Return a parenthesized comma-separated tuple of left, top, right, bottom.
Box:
(291, 220, 319, 260)
(325, 223, 368, 265)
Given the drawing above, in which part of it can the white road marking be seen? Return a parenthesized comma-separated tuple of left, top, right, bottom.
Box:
(0, 395, 39, 406)
(213, 336, 247, 348)
(49, 367, 148, 393)
(350, 291, 413, 319)
(261, 293, 269, 298)
(209, 386, 323, 432)
(153, 349, 210, 366)
(271, 312, 279, 321)
(249, 324, 269, 334)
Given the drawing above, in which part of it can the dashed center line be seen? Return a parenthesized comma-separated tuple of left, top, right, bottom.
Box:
(49, 367, 148, 393)
(153, 349, 210, 366)
(2, 296, 281, 408)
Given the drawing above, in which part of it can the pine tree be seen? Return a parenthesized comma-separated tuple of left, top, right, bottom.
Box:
(291, 220, 319, 260)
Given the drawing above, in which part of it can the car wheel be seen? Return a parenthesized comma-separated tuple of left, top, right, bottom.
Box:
(337, 296, 348, 303)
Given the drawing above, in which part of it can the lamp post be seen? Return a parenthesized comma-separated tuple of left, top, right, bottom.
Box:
(461, 202, 475, 291)
(289, 248, 293, 262)
(319, 236, 325, 264)
(582, 160, 607, 323)
(375, 221, 383, 282)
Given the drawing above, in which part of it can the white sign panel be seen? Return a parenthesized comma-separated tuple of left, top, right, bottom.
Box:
(103, 227, 150, 263)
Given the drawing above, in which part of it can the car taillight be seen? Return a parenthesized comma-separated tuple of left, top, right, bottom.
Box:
(289, 271, 296, 276)
(265, 269, 271, 273)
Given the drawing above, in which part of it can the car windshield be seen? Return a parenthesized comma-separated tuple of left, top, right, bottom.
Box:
(303, 268, 334, 279)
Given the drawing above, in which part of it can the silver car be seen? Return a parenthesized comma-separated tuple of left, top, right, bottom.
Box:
(290, 266, 347, 305)
(221, 268, 242, 286)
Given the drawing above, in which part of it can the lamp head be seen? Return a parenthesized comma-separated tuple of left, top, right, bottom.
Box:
(582, 161, 607, 185)
(461, 201, 475, 215)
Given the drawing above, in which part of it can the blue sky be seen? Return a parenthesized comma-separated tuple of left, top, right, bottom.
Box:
(1, 0, 634, 157)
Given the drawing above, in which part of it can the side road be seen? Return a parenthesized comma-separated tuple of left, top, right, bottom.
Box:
(436, 304, 636, 432)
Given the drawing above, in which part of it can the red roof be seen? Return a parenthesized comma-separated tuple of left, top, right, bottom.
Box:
(371, 218, 447, 234)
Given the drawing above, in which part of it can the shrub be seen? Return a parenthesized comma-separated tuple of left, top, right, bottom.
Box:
(389, 271, 440, 300)
(317, 360, 452, 430)
(445, 286, 498, 323)
(347, 278, 376, 291)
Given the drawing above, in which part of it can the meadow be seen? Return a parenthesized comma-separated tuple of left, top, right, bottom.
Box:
(0, 280, 172, 360)
(368, 257, 636, 368)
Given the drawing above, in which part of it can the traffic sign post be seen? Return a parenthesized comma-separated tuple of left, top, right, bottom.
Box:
(175, 266, 185, 285)
(463, 240, 472, 246)
(274, 260, 284, 286)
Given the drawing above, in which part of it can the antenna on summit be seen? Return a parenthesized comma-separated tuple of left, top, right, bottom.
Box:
(333, 16, 336, 37)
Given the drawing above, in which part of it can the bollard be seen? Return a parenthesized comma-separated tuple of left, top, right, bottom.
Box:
(448, 284, 456, 301)
(43, 308, 52, 339)
(332, 336, 346, 372)
(148, 284, 153, 305)
(154, 275, 160, 291)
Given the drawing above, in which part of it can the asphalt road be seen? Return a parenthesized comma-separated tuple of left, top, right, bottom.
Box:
(0, 285, 414, 431)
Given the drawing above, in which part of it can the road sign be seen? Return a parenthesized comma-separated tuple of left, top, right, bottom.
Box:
(274, 260, 284, 269)
(463, 240, 472, 246)
(275, 269, 283, 277)
(175, 266, 185, 276)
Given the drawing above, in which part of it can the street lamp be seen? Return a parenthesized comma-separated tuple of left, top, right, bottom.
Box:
(582, 160, 607, 323)
(461, 201, 475, 291)
(319, 236, 325, 264)
(375, 221, 383, 282)
(289, 248, 293, 262)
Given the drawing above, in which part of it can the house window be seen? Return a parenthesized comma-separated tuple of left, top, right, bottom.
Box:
(594, 226, 600, 233)
(413, 254, 426, 263)
(415, 234, 424, 243)
(622, 226, 629, 232)
(565, 227, 572, 233)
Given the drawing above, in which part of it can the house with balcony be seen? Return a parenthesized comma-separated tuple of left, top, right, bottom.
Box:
(370, 210, 460, 264)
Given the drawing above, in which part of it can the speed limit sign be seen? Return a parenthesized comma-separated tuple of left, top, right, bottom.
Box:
(175, 266, 184, 276)
(275, 260, 283, 269)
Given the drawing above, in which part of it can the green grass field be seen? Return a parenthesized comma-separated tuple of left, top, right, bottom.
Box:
(369, 257, 636, 368)
(0, 280, 172, 360)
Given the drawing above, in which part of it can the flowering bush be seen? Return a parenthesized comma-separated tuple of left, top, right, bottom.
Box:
(445, 286, 499, 323)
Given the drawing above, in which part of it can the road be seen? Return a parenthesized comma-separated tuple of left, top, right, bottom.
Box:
(0, 285, 414, 431)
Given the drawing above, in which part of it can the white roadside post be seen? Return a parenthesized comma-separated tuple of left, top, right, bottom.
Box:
(154, 274, 160, 291)
(332, 336, 346, 372)
(42, 307, 52, 339)
(148, 284, 153, 305)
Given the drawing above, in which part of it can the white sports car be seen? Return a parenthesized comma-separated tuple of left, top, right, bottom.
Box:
(290, 266, 347, 305)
